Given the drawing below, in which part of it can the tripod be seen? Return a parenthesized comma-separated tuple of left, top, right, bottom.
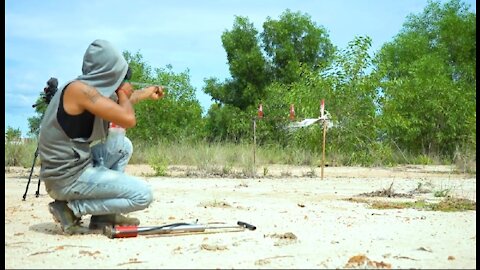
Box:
(22, 122, 45, 201)
(22, 145, 42, 200)
(22, 77, 58, 201)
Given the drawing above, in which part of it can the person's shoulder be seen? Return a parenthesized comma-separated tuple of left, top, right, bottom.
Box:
(68, 80, 88, 88)
(67, 80, 96, 93)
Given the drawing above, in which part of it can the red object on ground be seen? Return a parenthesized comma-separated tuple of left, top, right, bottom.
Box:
(111, 225, 139, 238)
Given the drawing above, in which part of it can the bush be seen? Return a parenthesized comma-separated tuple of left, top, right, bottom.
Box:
(5, 140, 38, 167)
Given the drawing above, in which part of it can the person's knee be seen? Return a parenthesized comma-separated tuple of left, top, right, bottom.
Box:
(123, 137, 133, 157)
(144, 188, 154, 207)
(133, 186, 153, 210)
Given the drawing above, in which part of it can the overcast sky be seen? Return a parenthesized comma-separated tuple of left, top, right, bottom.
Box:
(5, 0, 476, 136)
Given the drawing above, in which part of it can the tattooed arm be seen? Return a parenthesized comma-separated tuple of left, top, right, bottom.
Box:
(129, 86, 165, 104)
(63, 81, 136, 128)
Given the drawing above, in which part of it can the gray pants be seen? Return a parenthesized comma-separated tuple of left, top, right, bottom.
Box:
(45, 137, 153, 218)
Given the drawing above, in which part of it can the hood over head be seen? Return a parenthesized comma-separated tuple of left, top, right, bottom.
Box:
(76, 39, 128, 98)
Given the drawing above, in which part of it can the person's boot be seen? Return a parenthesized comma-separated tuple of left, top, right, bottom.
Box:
(48, 200, 90, 235)
(89, 214, 140, 230)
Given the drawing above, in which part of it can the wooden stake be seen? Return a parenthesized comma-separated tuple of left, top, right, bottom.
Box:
(321, 119, 327, 180)
(253, 118, 256, 178)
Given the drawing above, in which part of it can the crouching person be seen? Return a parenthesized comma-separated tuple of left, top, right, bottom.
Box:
(38, 39, 165, 235)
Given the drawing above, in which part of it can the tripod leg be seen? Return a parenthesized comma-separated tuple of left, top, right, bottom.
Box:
(22, 147, 39, 201)
(35, 176, 42, 197)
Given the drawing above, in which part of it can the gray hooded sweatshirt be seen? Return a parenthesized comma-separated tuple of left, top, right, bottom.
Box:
(39, 39, 128, 185)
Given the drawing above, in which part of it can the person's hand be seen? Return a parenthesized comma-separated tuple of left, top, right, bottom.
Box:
(146, 85, 165, 100)
(116, 82, 133, 99)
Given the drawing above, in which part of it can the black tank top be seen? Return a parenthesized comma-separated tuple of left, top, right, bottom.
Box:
(57, 84, 94, 139)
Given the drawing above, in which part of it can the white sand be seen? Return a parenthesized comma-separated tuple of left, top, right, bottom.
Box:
(5, 165, 476, 269)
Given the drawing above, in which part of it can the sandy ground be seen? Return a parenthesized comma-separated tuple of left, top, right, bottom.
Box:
(5, 164, 476, 269)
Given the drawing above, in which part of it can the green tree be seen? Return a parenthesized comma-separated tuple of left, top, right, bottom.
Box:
(27, 112, 43, 137)
(204, 103, 251, 143)
(261, 9, 335, 84)
(215, 16, 269, 110)
(5, 126, 32, 167)
(124, 52, 205, 142)
(326, 36, 379, 163)
(123, 51, 155, 84)
(5, 126, 22, 141)
(27, 82, 53, 137)
(203, 10, 336, 143)
(375, 0, 476, 156)
(259, 36, 379, 163)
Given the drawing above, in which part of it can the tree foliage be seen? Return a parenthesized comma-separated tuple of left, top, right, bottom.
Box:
(321, 36, 379, 163)
(26, 1, 475, 165)
(27, 84, 51, 137)
(215, 16, 269, 110)
(123, 51, 205, 142)
(5, 126, 22, 141)
(261, 9, 335, 84)
(204, 103, 252, 143)
(203, 9, 336, 143)
(203, 1, 475, 162)
(375, 0, 476, 156)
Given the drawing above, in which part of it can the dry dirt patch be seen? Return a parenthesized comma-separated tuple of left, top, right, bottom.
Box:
(5, 165, 476, 269)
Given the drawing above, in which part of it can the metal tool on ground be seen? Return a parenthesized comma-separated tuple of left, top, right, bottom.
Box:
(103, 220, 256, 239)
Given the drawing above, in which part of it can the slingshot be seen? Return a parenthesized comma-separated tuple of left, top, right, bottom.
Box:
(103, 220, 256, 239)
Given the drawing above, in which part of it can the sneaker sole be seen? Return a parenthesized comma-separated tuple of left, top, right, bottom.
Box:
(89, 222, 112, 230)
(63, 225, 92, 235)
(49, 203, 81, 225)
(48, 204, 61, 224)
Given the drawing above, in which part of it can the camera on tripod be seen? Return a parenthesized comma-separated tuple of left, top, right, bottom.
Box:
(32, 77, 58, 108)
(23, 77, 59, 200)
